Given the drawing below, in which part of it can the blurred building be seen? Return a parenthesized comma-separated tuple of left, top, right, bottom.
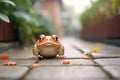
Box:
(33, 0, 65, 36)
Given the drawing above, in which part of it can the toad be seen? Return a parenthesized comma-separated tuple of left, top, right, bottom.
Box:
(32, 34, 64, 58)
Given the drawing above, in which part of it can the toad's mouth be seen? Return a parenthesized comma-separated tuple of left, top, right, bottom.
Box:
(37, 43, 60, 51)
(38, 43, 59, 47)
(44, 43, 54, 46)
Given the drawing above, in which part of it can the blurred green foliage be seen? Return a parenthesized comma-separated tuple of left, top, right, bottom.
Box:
(0, 0, 15, 22)
(0, 0, 53, 44)
(80, 0, 120, 28)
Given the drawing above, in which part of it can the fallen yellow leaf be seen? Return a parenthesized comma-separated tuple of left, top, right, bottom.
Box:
(90, 48, 100, 53)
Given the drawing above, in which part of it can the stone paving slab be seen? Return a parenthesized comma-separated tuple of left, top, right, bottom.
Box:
(65, 53, 85, 59)
(64, 49, 84, 58)
(8, 47, 33, 59)
(0, 42, 18, 53)
(0, 59, 37, 66)
(60, 43, 84, 58)
(94, 58, 120, 66)
(0, 47, 33, 59)
(0, 66, 29, 80)
(67, 38, 120, 54)
(38, 59, 94, 66)
(95, 44, 120, 54)
(103, 66, 120, 79)
(100, 45, 120, 52)
(91, 53, 120, 59)
(99, 51, 120, 54)
(63, 43, 84, 58)
(62, 40, 87, 59)
(61, 38, 90, 52)
(24, 66, 109, 80)
(0, 48, 16, 56)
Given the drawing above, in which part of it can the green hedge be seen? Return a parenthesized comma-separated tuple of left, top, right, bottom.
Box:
(80, 0, 120, 28)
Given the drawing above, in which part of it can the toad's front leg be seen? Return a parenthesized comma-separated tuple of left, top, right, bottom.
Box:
(58, 45, 64, 58)
(32, 45, 39, 59)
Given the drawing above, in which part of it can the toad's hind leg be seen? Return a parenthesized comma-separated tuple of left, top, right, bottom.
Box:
(58, 45, 64, 58)
(32, 45, 39, 59)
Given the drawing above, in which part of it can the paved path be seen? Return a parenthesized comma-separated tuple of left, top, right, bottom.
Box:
(0, 37, 120, 80)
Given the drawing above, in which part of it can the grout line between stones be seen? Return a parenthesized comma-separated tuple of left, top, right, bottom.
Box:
(19, 58, 39, 80)
(90, 54, 114, 79)
(72, 45, 85, 53)
(92, 59, 114, 79)
(20, 67, 32, 80)
(73, 46, 114, 79)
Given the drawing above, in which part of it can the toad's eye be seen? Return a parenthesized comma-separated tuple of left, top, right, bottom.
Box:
(39, 37, 43, 41)
(52, 34, 58, 41)
(39, 34, 45, 41)
(54, 36, 58, 41)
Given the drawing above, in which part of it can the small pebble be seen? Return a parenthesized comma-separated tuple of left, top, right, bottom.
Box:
(31, 63, 40, 68)
(0, 55, 9, 60)
(62, 60, 70, 64)
(83, 56, 91, 60)
(4, 61, 16, 66)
